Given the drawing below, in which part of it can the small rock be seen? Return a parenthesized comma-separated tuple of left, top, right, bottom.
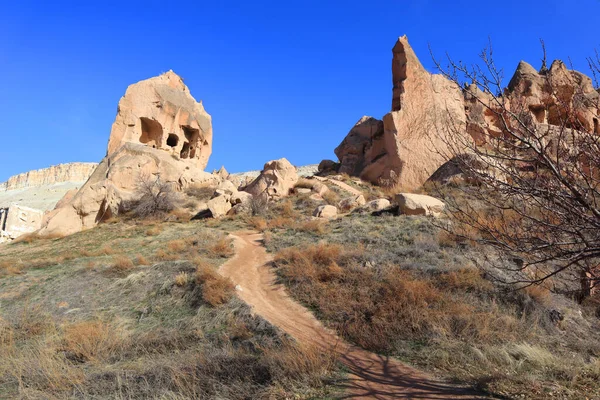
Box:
(313, 205, 338, 218)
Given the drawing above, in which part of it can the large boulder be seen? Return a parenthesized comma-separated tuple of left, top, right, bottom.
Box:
(395, 193, 445, 217)
(244, 158, 298, 200)
(107, 70, 212, 169)
(334, 36, 468, 190)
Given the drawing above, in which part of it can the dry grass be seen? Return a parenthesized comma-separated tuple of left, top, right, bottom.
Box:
(145, 225, 162, 236)
(167, 239, 187, 252)
(110, 255, 134, 272)
(174, 272, 190, 287)
(321, 189, 340, 205)
(208, 237, 235, 258)
(195, 264, 235, 306)
(61, 320, 124, 363)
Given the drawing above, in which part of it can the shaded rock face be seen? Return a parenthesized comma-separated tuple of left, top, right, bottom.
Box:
(107, 70, 212, 170)
(334, 35, 467, 190)
(41, 72, 216, 237)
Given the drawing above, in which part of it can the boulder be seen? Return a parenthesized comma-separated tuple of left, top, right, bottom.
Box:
(313, 205, 338, 219)
(230, 191, 253, 206)
(338, 194, 366, 211)
(358, 198, 391, 213)
(334, 36, 468, 190)
(244, 158, 298, 200)
(207, 195, 232, 218)
(213, 166, 230, 180)
(106, 70, 212, 170)
(395, 193, 445, 217)
(318, 159, 340, 175)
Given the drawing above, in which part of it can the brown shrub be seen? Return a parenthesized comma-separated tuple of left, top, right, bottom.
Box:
(167, 239, 187, 253)
(111, 255, 134, 272)
(155, 248, 178, 261)
(195, 264, 235, 306)
(134, 254, 150, 266)
(321, 189, 340, 205)
(185, 184, 215, 199)
(437, 269, 494, 292)
(249, 217, 268, 232)
(296, 219, 329, 235)
(145, 225, 162, 236)
(268, 216, 295, 230)
(174, 272, 190, 287)
(62, 320, 124, 362)
(208, 237, 235, 258)
(524, 284, 552, 306)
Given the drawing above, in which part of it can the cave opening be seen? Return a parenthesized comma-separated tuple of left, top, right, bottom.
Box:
(181, 126, 200, 159)
(167, 134, 179, 148)
(140, 118, 163, 148)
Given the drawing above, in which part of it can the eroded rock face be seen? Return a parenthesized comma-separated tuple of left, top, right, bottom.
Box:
(107, 70, 212, 169)
(334, 36, 467, 190)
(0, 163, 98, 192)
(244, 158, 298, 200)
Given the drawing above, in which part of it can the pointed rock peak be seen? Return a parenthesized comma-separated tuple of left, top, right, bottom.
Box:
(516, 60, 538, 75)
(391, 34, 426, 111)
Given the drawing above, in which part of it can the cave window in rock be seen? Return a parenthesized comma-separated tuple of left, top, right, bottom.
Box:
(594, 118, 599, 134)
(167, 134, 179, 148)
(140, 118, 163, 148)
(181, 125, 200, 159)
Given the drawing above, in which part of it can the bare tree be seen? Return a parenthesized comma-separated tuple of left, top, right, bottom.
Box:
(132, 173, 178, 218)
(429, 41, 600, 299)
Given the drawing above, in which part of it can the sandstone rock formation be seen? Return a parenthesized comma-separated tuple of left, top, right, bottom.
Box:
(244, 158, 298, 200)
(0, 163, 98, 192)
(106, 70, 212, 169)
(395, 193, 445, 217)
(40, 71, 216, 237)
(333, 36, 467, 190)
(0, 204, 44, 242)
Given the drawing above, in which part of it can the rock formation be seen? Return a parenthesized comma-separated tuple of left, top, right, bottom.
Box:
(395, 193, 445, 217)
(106, 70, 212, 169)
(40, 71, 216, 237)
(0, 163, 97, 192)
(333, 35, 467, 190)
(244, 158, 299, 200)
(0, 204, 44, 242)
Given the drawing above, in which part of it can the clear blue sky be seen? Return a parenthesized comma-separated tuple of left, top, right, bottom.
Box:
(1, 0, 599, 182)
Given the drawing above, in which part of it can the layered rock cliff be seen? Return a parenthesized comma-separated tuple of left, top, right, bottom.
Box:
(0, 163, 97, 192)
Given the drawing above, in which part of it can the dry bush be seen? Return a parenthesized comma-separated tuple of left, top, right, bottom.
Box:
(62, 320, 124, 363)
(145, 225, 162, 236)
(296, 219, 329, 235)
(267, 216, 295, 230)
(0, 260, 22, 276)
(131, 173, 178, 218)
(195, 264, 235, 306)
(208, 237, 235, 258)
(167, 239, 187, 252)
(155, 248, 178, 261)
(111, 255, 134, 272)
(250, 195, 269, 216)
(174, 272, 190, 287)
(248, 216, 268, 232)
(321, 189, 340, 205)
(278, 200, 297, 218)
(524, 284, 552, 306)
(437, 269, 494, 292)
(168, 208, 191, 222)
(134, 254, 150, 266)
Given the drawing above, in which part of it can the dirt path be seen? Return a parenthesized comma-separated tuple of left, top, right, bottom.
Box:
(219, 231, 490, 399)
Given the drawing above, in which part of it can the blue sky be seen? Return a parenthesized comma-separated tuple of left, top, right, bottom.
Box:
(1, 0, 599, 181)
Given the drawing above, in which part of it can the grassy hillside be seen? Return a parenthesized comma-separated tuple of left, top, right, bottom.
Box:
(0, 219, 339, 399)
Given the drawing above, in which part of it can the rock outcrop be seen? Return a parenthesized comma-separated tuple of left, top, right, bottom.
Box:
(395, 193, 445, 217)
(106, 70, 212, 169)
(0, 163, 97, 192)
(334, 35, 467, 190)
(244, 158, 298, 200)
(40, 71, 216, 237)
